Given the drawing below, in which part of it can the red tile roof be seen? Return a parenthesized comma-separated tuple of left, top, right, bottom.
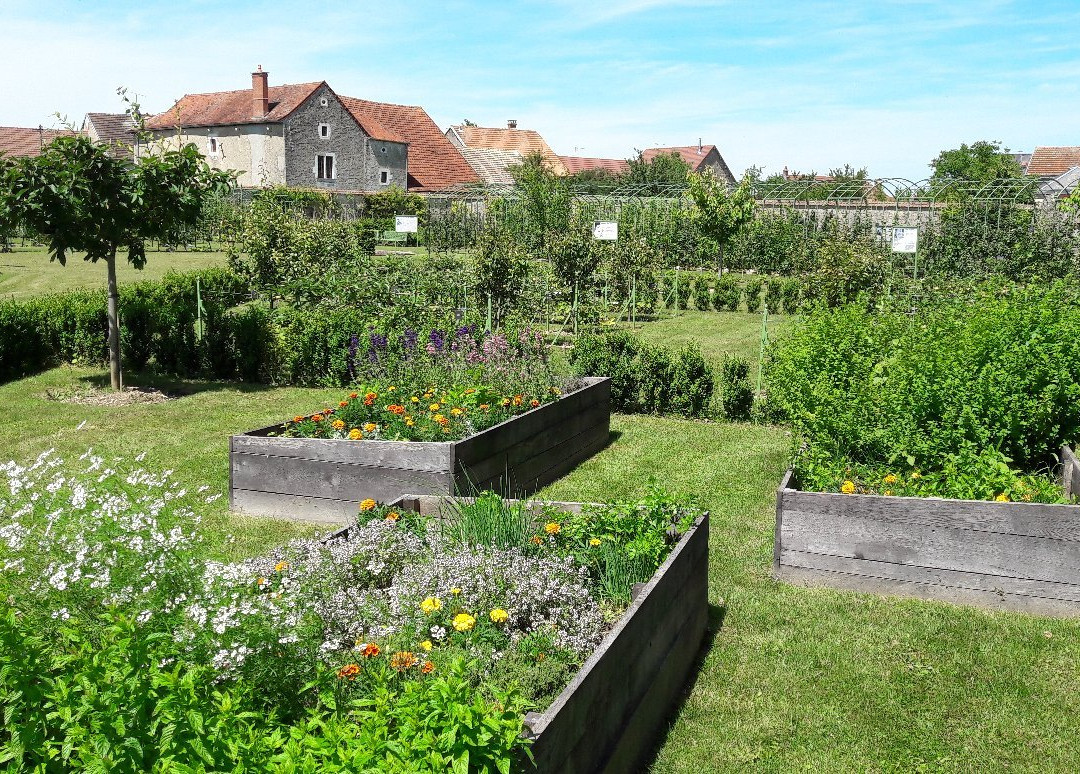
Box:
(0, 126, 79, 158)
(560, 155, 630, 175)
(449, 125, 568, 175)
(1027, 146, 1080, 177)
(343, 98, 478, 191)
(144, 82, 324, 130)
(642, 145, 717, 170)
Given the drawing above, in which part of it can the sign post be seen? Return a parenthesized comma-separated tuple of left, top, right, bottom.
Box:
(592, 221, 618, 241)
(394, 215, 419, 233)
(889, 226, 919, 279)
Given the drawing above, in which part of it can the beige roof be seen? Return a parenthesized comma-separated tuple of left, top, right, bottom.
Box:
(449, 125, 567, 175)
(1027, 146, 1080, 178)
(560, 155, 630, 175)
(459, 146, 522, 185)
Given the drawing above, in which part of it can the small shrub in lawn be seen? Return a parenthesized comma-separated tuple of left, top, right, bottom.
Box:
(713, 275, 741, 311)
(780, 276, 802, 314)
(764, 278, 782, 314)
(718, 354, 754, 421)
(692, 275, 713, 310)
(744, 276, 764, 313)
(675, 273, 691, 309)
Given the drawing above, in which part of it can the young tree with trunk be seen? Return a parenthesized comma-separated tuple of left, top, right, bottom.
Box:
(0, 131, 233, 389)
(687, 169, 755, 277)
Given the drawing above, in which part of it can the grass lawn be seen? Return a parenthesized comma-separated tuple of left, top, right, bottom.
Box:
(3, 365, 1079, 771)
(0, 246, 229, 300)
(615, 309, 797, 381)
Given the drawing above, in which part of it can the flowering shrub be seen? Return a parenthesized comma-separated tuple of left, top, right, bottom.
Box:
(279, 381, 562, 442)
(0, 451, 700, 769)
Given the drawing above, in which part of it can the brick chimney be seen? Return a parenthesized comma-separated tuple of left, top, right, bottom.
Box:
(252, 65, 269, 118)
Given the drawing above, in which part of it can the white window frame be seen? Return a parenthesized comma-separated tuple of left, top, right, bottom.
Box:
(316, 153, 336, 180)
(319, 123, 331, 139)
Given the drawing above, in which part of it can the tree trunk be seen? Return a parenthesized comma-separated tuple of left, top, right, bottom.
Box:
(717, 243, 725, 278)
(105, 248, 122, 390)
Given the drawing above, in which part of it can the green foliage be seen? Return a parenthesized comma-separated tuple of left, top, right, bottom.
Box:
(743, 276, 764, 313)
(764, 282, 1080, 496)
(780, 276, 802, 314)
(473, 221, 530, 326)
(570, 330, 714, 417)
(549, 216, 603, 294)
(624, 150, 692, 195)
(930, 140, 1024, 190)
(506, 152, 572, 256)
(713, 275, 740, 311)
(763, 278, 782, 314)
(718, 354, 754, 421)
(363, 185, 428, 228)
(800, 231, 893, 308)
(687, 170, 756, 273)
(692, 274, 713, 310)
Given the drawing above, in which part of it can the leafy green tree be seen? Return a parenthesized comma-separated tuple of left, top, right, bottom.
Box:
(507, 151, 571, 255)
(930, 140, 1024, 197)
(687, 169, 756, 276)
(625, 151, 692, 195)
(1, 133, 232, 389)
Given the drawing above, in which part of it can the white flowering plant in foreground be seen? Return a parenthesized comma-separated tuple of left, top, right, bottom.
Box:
(0, 450, 699, 719)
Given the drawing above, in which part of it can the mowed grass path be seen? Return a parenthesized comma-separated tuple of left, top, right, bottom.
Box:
(0, 246, 229, 300)
(3, 364, 1080, 770)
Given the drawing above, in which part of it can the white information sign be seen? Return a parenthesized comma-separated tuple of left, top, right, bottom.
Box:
(890, 227, 918, 253)
(592, 220, 618, 241)
(394, 215, 418, 233)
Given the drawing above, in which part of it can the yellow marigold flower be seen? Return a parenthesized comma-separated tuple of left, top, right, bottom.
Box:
(512, 394, 524, 406)
(332, 419, 345, 430)
(364, 422, 377, 433)
(385, 511, 400, 522)
(883, 474, 898, 485)
(429, 403, 440, 412)
(452, 612, 477, 632)
(501, 398, 510, 407)
(411, 396, 420, 403)
(406, 418, 415, 427)
(479, 404, 490, 410)
(450, 587, 461, 595)
(421, 660, 435, 674)
(995, 493, 1010, 502)
(388, 386, 396, 392)
(884, 490, 894, 496)
(544, 522, 561, 535)
(359, 498, 377, 511)
(256, 577, 268, 587)
(450, 407, 464, 416)
(420, 596, 443, 614)
(489, 608, 509, 624)
(390, 651, 418, 671)
(274, 561, 290, 572)
(550, 387, 561, 395)
(349, 428, 362, 440)
(911, 472, 921, 480)
(589, 538, 601, 547)
(420, 640, 433, 652)
(841, 481, 856, 495)
(337, 663, 360, 680)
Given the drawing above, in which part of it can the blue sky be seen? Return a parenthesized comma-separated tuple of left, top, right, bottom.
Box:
(2, 0, 1078, 180)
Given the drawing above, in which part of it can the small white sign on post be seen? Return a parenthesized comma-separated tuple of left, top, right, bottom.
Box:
(394, 215, 418, 233)
(891, 227, 918, 253)
(592, 220, 618, 241)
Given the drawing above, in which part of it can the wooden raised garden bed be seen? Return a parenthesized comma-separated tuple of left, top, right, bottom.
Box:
(229, 377, 611, 523)
(327, 494, 710, 774)
(774, 446, 1080, 617)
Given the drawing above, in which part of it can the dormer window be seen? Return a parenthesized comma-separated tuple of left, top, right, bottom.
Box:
(319, 123, 331, 139)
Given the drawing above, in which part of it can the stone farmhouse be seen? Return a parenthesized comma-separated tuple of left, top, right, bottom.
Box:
(144, 68, 477, 192)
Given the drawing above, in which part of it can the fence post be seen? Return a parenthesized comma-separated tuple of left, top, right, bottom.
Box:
(195, 278, 205, 342)
(573, 281, 579, 336)
(486, 294, 492, 333)
(756, 306, 769, 395)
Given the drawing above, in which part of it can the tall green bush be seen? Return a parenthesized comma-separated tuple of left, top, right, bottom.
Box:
(743, 277, 764, 312)
(713, 275, 740, 311)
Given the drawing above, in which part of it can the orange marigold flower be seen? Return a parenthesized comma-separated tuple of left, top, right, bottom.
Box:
(512, 395, 524, 406)
(421, 660, 435, 674)
(339, 401, 349, 408)
(530, 399, 540, 407)
(390, 651, 419, 671)
(361, 642, 380, 658)
(434, 414, 450, 426)
(359, 498, 377, 511)
(387, 404, 406, 415)
(479, 404, 490, 410)
(293, 415, 304, 423)
(312, 414, 324, 422)
(530, 535, 543, 545)
(500, 398, 510, 407)
(337, 663, 360, 680)
(332, 419, 345, 430)
(385, 511, 400, 522)
(349, 392, 359, 400)
(364, 392, 377, 406)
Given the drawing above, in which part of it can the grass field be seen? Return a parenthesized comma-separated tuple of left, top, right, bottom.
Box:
(3, 362, 1079, 771)
(0, 246, 229, 300)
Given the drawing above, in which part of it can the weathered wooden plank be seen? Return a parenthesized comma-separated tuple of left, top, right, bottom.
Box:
(1064, 445, 1080, 499)
(774, 468, 795, 574)
(780, 548, 1080, 605)
(777, 563, 1080, 619)
(781, 487, 1080, 543)
(232, 452, 451, 501)
(231, 434, 451, 471)
(458, 401, 610, 486)
(464, 423, 610, 496)
(453, 377, 609, 463)
(526, 515, 708, 772)
(781, 508, 1080, 586)
(231, 489, 362, 524)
